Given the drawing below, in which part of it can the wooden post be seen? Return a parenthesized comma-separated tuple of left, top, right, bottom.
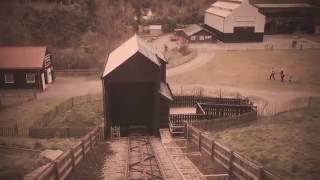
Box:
(89, 133, 93, 148)
(258, 166, 264, 180)
(81, 140, 86, 156)
(308, 96, 312, 109)
(198, 132, 202, 152)
(211, 140, 215, 160)
(228, 151, 234, 177)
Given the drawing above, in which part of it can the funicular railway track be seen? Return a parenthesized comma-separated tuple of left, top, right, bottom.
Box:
(126, 127, 164, 180)
(125, 127, 182, 180)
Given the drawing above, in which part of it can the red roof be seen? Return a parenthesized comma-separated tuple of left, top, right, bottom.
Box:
(0, 47, 47, 69)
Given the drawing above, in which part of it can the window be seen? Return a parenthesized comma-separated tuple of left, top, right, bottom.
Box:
(4, 74, 14, 84)
(199, 35, 205, 41)
(190, 36, 196, 41)
(26, 73, 36, 83)
(205, 35, 212, 39)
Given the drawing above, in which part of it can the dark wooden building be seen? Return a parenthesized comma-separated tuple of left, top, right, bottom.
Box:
(0, 47, 54, 91)
(102, 35, 173, 139)
(255, 3, 319, 34)
(181, 24, 216, 43)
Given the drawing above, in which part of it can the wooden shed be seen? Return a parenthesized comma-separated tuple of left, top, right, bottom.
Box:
(0, 47, 54, 91)
(101, 35, 173, 139)
(181, 24, 216, 43)
(204, 0, 265, 42)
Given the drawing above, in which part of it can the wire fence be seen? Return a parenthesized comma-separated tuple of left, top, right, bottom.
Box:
(0, 94, 103, 137)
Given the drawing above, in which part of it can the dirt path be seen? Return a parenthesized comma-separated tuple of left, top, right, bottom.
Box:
(167, 52, 214, 77)
(37, 75, 102, 100)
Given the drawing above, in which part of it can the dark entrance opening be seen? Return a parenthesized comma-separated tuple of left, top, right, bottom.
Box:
(234, 26, 255, 41)
(110, 82, 154, 136)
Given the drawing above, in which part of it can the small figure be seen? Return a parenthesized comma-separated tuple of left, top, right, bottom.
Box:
(280, 70, 285, 82)
(269, 67, 276, 80)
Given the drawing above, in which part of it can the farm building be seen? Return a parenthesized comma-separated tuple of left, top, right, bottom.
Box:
(181, 24, 216, 43)
(255, 3, 319, 34)
(149, 25, 162, 36)
(0, 47, 54, 91)
(204, 0, 265, 42)
(102, 34, 173, 139)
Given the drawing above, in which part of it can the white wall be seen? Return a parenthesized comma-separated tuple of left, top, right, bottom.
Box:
(224, 3, 265, 33)
(205, 13, 224, 32)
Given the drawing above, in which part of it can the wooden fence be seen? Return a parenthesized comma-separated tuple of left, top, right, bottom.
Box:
(0, 126, 18, 137)
(192, 111, 258, 132)
(185, 125, 280, 180)
(169, 101, 257, 134)
(23, 125, 103, 180)
(171, 95, 249, 108)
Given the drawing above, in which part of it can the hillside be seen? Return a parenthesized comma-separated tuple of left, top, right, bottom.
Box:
(0, 0, 317, 70)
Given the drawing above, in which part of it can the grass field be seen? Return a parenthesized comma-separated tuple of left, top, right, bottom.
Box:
(209, 99, 320, 180)
(45, 99, 103, 129)
(168, 50, 320, 93)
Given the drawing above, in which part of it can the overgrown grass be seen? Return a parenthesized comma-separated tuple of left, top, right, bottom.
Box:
(210, 99, 320, 180)
(45, 100, 103, 129)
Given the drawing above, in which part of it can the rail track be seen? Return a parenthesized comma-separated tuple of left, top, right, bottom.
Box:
(125, 127, 182, 180)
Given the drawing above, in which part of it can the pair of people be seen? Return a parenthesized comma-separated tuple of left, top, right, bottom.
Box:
(269, 67, 285, 82)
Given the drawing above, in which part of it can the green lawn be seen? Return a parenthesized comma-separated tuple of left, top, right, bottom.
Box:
(210, 99, 320, 180)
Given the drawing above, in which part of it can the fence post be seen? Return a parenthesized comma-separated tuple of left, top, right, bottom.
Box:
(198, 132, 202, 152)
(184, 123, 189, 140)
(89, 132, 93, 148)
(308, 96, 312, 109)
(81, 139, 86, 156)
(211, 140, 215, 160)
(228, 151, 234, 177)
(258, 166, 264, 180)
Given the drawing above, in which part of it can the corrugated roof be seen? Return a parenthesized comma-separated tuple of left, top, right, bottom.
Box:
(182, 24, 204, 36)
(103, 34, 164, 77)
(255, 3, 314, 8)
(206, 7, 232, 18)
(0, 47, 46, 69)
(158, 81, 173, 101)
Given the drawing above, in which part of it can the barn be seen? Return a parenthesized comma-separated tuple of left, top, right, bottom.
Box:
(204, 0, 265, 42)
(0, 47, 54, 91)
(101, 35, 173, 139)
(255, 3, 318, 34)
(181, 24, 216, 43)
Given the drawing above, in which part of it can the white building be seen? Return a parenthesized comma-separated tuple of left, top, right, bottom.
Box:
(204, 0, 265, 42)
(149, 25, 162, 36)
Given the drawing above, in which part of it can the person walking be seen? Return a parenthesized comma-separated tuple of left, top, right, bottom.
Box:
(269, 67, 276, 80)
(280, 70, 285, 82)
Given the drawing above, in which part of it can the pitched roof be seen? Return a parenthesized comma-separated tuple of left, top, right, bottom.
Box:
(102, 34, 165, 77)
(0, 47, 46, 69)
(158, 81, 173, 101)
(205, 0, 250, 18)
(255, 3, 314, 9)
(182, 24, 204, 36)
